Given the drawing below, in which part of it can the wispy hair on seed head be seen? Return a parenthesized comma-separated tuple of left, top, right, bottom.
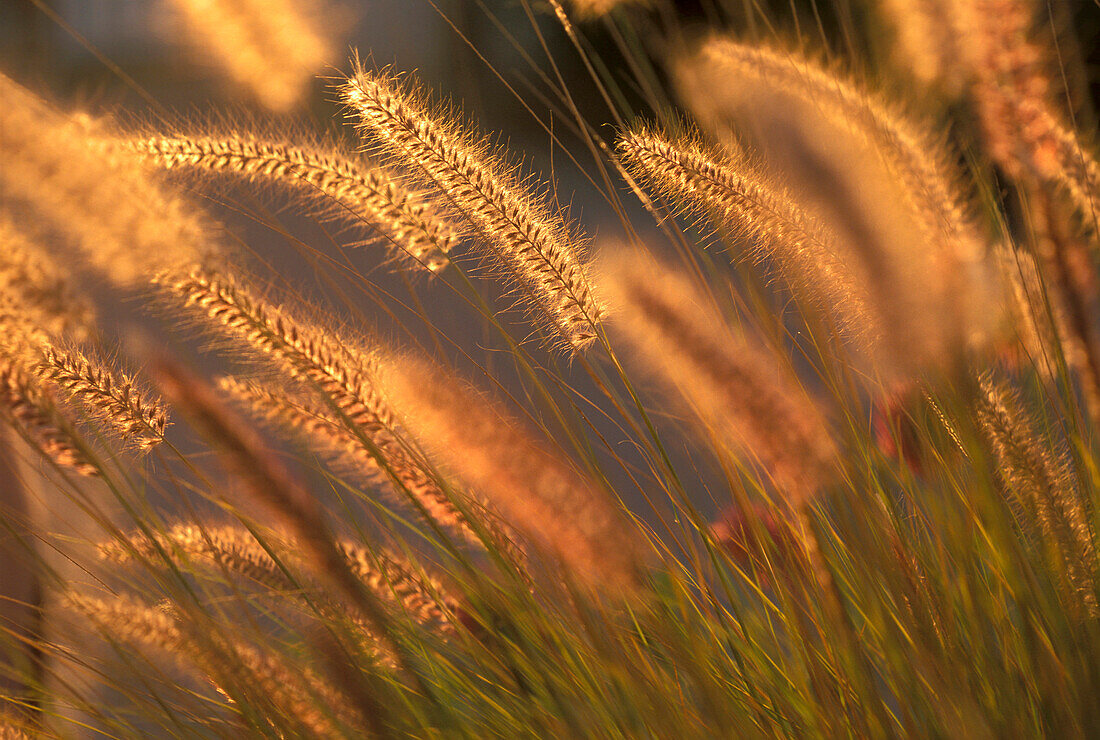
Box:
(38, 344, 168, 453)
(616, 123, 877, 348)
(337, 60, 604, 353)
(100, 522, 460, 634)
(123, 125, 459, 274)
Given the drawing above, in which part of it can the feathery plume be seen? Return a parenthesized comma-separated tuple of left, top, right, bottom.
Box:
(999, 246, 1083, 379)
(979, 375, 1098, 616)
(675, 38, 986, 273)
(219, 375, 380, 476)
(126, 134, 457, 273)
(377, 352, 645, 591)
(162, 265, 395, 435)
(338, 64, 602, 352)
(70, 593, 361, 735)
(0, 214, 95, 340)
(0, 356, 97, 476)
(600, 251, 838, 505)
(69, 594, 186, 656)
(99, 524, 292, 592)
(0, 75, 218, 287)
(616, 126, 875, 342)
(150, 356, 397, 634)
(337, 542, 459, 635)
(162, 0, 335, 113)
(949, 0, 1100, 220)
(38, 345, 168, 453)
(160, 265, 488, 546)
(678, 53, 1003, 377)
(99, 524, 459, 634)
(215, 376, 486, 545)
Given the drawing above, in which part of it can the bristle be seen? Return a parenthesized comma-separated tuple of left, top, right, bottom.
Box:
(999, 246, 1086, 380)
(38, 345, 168, 453)
(162, 265, 391, 433)
(99, 524, 293, 591)
(600, 252, 839, 505)
(338, 65, 602, 352)
(684, 54, 1005, 377)
(126, 134, 457, 273)
(0, 214, 95, 340)
(0, 293, 52, 361)
(100, 523, 459, 634)
(207, 633, 364, 735)
(162, 0, 334, 113)
(0, 75, 218, 288)
(616, 126, 876, 343)
(69, 593, 186, 654)
(216, 375, 495, 549)
(377, 352, 645, 591)
(70, 593, 361, 734)
(0, 355, 97, 476)
(152, 358, 377, 605)
(681, 40, 986, 265)
(979, 374, 1098, 616)
(337, 543, 460, 634)
(949, 0, 1048, 176)
(218, 375, 382, 477)
(160, 266, 485, 543)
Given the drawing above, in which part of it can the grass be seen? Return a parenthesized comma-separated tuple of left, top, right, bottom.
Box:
(2, 0, 1100, 736)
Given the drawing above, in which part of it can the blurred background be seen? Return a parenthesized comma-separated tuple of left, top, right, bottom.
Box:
(6, 0, 1100, 213)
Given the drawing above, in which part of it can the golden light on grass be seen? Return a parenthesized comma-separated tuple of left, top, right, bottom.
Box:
(0, 75, 220, 288)
(599, 249, 839, 505)
(5, 4, 1100, 736)
(340, 65, 604, 353)
(377, 351, 646, 592)
(127, 133, 458, 273)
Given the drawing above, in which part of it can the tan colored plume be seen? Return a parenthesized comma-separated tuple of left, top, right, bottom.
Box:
(599, 249, 838, 506)
(0, 214, 95, 341)
(874, 0, 963, 95)
(99, 523, 460, 634)
(0, 355, 97, 477)
(38, 345, 168, 453)
(948, 0, 1100, 221)
(126, 133, 458, 273)
(616, 125, 876, 346)
(69, 593, 362, 734)
(979, 374, 1098, 617)
(675, 39, 1003, 380)
(339, 64, 603, 353)
(160, 265, 502, 549)
(377, 352, 646, 591)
